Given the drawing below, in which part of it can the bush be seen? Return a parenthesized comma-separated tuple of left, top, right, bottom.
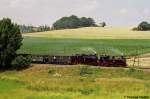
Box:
(12, 55, 32, 70)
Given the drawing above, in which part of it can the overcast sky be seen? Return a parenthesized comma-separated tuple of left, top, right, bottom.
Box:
(0, 0, 149, 26)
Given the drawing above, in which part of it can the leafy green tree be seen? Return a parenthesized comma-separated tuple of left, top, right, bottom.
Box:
(80, 17, 90, 27)
(68, 15, 80, 28)
(137, 21, 150, 31)
(0, 18, 23, 69)
(79, 17, 96, 27)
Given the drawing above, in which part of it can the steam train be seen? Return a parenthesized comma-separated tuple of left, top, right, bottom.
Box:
(25, 54, 127, 67)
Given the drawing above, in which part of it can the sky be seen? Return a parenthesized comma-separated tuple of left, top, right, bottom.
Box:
(0, 0, 149, 26)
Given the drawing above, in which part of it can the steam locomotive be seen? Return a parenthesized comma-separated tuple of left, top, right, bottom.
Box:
(27, 54, 127, 67)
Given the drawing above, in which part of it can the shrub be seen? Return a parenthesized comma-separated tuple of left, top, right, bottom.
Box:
(12, 55, 32, 70)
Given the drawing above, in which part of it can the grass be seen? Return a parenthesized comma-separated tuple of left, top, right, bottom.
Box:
(18, 37, 150, 56)
(0, 65, 150, 99)
(0, 80, 24, 93)
(23, 27, 150, 39)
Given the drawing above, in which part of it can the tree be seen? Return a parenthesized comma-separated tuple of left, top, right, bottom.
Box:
(80, 17, 89, 27)
(0, 18, 23, 69)
(52, 15, 97, 30)
(87, 18, 96, 26)
(79, 17, 96, 27)
(52, 15, 80, 29)
(137, 21, 150, 31)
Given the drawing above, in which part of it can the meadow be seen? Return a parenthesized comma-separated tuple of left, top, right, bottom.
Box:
(0, 65, 150, 99)
(18, 37, 150, 56)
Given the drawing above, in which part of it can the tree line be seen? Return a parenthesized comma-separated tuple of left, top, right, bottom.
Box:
(19, 25, 50, 33)
(19, 16, 150, 32)
(52, 15, 99, 30)
(20, 15, 107, 33)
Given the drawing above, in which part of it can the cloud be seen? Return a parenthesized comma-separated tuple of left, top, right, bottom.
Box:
(80, 0, 99, 12)
(9, 0, 36, 8)
(119, 8, 127, 15)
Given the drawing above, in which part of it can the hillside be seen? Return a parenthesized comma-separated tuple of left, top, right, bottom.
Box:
(23, 27, 150, 39)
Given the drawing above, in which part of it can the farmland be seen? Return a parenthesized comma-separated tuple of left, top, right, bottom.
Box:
(20, 27, 150, 56)
(23, 27, 150, 39)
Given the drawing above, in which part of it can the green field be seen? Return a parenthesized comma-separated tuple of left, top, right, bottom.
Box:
(19, 37, 150, 56)
(0, 65, 150, 99)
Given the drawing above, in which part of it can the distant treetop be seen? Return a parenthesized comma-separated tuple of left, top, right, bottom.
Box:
(133, 21, 150, 31)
